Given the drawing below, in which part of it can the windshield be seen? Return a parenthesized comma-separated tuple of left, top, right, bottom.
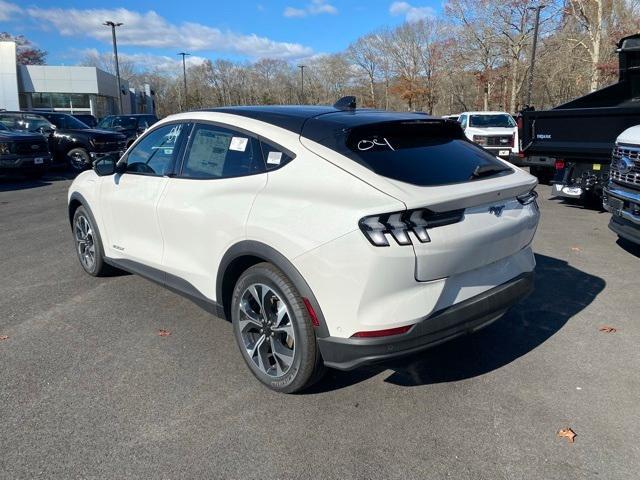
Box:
(337, 121, 512, 187)
(469, 114, 516, 128)
(0, 114, 54, 132)
(112, 117, 139, 129)
(46, 114, 89, 130)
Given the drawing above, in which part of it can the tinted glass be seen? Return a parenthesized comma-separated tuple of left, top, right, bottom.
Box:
(43, 114, 89, 130)
(126, 124, 184, 176)
(112, 117, 139, 129)
(181, 124, 264, 179)
(341, 121, 512, 186)
(0, 122, 8, 130)
(98, 117, 113, 129)
(0, 114, 53, 132)
(259, 139, 294, 171)
(469, 114, 516, 128)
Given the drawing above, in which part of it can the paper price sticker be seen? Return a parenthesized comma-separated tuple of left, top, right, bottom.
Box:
(267, 151, 283, 165)
(229, 137, 248, 152)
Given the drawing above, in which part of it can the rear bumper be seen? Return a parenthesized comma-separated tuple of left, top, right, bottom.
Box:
(318, 271, 534, 370)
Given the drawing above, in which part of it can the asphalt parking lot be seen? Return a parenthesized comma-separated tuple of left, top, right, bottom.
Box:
(1, 173, 639, 480)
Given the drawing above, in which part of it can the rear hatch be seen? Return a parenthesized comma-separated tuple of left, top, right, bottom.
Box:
(300, 115, 538, 281)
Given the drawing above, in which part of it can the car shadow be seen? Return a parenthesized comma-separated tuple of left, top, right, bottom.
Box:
(616, 237, 640, 257)
(0, 170, 76, 192)
(305, 253, 605, 393)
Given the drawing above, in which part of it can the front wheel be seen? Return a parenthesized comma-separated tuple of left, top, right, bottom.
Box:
(72, 206, 113, 276)
(231, 263, 325, 393)
(67, 148, 91, 173)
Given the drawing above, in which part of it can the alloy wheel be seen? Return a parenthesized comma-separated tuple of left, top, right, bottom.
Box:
(74, 214, 95, 271)
(238, 283, 296, 377)
(69, 151, 89, 171)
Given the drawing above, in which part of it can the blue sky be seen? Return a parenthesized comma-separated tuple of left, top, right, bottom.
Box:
(0, 0, 442, 71)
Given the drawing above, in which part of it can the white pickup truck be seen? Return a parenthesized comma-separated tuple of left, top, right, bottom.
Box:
(603, 125, 640, 245)
(457, 111, 519, 161)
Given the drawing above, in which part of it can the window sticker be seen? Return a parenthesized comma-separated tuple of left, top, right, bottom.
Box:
(229, 136, 249, 152)
(267, 151, 282, 165)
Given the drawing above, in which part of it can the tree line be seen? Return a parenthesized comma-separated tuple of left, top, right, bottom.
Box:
(13, 0, 640, 117)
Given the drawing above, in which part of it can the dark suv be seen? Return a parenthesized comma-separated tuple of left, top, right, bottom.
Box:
(0, 121, 52, 177)
(34, 112, 127, 172)
(97, 114, 158, 147)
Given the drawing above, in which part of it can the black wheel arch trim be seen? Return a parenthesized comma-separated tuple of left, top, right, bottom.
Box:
(217, 240, 330, 338)
(68, 192, 91, 227)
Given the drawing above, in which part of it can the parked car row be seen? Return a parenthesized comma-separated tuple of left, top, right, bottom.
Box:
(0, 111, 157, 176)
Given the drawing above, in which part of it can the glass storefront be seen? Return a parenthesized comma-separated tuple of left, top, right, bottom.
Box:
(18, 93, 117, 118)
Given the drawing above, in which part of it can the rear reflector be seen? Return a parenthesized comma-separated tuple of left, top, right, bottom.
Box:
(352, 325, 412, 338)
(555, 159, 565, 170)
(302, 297, 320, 327)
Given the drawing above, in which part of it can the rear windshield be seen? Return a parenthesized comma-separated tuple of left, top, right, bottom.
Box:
(469, 114, 515, 128)
(341, 121, 512, 186)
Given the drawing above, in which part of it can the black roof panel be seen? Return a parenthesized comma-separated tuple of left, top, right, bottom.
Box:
(202, 105, 434, 139)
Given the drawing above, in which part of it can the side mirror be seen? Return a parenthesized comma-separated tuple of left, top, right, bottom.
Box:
(94, 155, 124, 176)
(38, 126, 55, 135)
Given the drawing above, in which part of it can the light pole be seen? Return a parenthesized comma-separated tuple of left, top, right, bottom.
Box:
(297, 65, 306, 103)
(526, 5, 545, 107)
(104, 21, 123, 114)
(178, 52, 191, 110)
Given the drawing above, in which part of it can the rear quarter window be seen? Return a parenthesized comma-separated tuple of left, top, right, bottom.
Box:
(342, 121, 512, 186)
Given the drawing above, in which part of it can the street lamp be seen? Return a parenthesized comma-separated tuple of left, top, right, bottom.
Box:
(178, 52, 191, 110)
(526, 5, 545, 107)
(103, 21, 123, 114)
(297, 65, 306, 103)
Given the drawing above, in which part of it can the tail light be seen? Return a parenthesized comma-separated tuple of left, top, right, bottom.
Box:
(359, 208, 464, 247)
(555, 159, 565, 170)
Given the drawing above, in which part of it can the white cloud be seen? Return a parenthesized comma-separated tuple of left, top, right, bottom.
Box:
(284, 0, 338, 18)
(389, 1, 435, 22)
(0, 0, 22, 21)
(12, 3, 313, 59)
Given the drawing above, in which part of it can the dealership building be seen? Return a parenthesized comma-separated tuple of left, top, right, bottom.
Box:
(0, 41, 155, 118)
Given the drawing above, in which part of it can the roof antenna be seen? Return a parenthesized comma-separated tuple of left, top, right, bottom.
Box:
(333, 96, 357, 111)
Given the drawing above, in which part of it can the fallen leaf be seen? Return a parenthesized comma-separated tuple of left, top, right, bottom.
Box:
(571, 246, 581, 252)
(0, 335, 8, 341)
(557, 427, 577, 443)
(599, 326, 617, 333)
(158, 329, 171, 337)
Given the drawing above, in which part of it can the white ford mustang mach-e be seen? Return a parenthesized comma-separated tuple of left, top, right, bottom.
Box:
(68, 99, 540, 393)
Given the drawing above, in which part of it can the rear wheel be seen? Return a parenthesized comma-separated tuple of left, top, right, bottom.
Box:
(67, 148, 91, 173)
(231, 263, 325, 393)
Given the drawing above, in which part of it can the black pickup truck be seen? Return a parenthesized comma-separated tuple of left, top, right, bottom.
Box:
(0, 121, 52, 177)
(518, 34, 640, 204)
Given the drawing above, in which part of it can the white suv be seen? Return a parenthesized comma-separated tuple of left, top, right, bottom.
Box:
(68, 101, 540, 393)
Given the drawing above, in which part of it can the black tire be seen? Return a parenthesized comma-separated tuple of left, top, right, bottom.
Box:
(66, 148, 91, 173)
(231, 262, 325, 393)
(72, 205, 114, 277)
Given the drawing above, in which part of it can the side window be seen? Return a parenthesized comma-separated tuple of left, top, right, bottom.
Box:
(98, 117, 112, 129)
(180, 123, 264, 179)
(23, 115, 53, 132)
(459, 115, 468, 129)
(126, 123, 184, 176)
(259, 139, 294, 171)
